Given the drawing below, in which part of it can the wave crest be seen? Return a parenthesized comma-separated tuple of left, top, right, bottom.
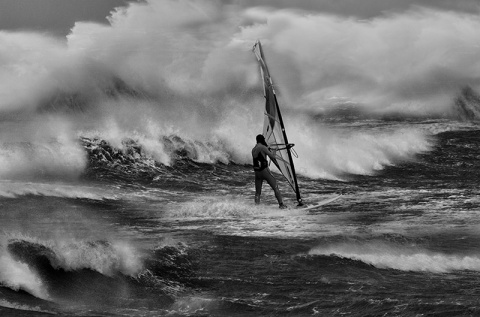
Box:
(7, 238, 142, 277)
(310, 241, 480, 273)
(0, 252, 49, 300)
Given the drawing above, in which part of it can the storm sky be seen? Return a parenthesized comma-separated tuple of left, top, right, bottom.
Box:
(0, 0, 128, 36)
(233, 0, 480, 18)
(2, 0, 480, 36)
(0, 0, 480, 35)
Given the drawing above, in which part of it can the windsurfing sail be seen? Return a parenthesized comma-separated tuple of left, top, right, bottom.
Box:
(252, 40, 303, 205)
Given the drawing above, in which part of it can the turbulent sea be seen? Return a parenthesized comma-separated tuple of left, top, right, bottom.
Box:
(4, 0, 480, 315)
(1, 116, 480, 317)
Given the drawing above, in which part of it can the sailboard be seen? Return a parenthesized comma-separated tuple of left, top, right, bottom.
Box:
(302, 194, 342, 211)
(252, 40, 304, 206)
(252, 40, 341, 209)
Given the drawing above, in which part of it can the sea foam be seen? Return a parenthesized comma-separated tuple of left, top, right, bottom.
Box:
(310, 242, 480, 273)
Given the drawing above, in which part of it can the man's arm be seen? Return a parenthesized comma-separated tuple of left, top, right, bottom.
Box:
(261, 146, 281, 170)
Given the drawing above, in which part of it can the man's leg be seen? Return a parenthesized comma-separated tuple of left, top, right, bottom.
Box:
(263, 169, 283, 205)
(254, 172, 263, 204)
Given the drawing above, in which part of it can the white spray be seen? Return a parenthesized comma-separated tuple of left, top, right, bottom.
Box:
(1, 1, 478, 179)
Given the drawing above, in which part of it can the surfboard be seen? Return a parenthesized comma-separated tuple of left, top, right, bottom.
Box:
(299, 194, 342, 211)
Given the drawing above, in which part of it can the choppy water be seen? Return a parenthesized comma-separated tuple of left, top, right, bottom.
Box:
(0, 119, 478, 316)
(3, 1, 480, 315)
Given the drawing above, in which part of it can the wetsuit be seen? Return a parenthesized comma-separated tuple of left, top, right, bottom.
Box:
(252, 143, 284, 205)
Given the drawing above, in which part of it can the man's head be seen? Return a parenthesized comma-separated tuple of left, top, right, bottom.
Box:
(256, 134, 267, 146)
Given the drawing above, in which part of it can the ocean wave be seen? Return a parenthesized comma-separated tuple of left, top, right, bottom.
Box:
(0, 120, 437, 185)
(0, 251, 49, 300)
(139, 243, 197, 287)
(81, 135, 230, 181)
(166, 196, 257, 219)
(0, 299, 55, 315)
(0, 234, 198, 304)
(0, 181, 116, 200)
(7, 238, 143, 277)
(0, 136, 86, 181)
(82, 135, 230, 168)
(310, 241, 480, 273)
(80, 125, 436, 183)
(289, 117, 434, 179)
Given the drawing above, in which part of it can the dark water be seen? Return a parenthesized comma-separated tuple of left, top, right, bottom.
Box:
(1, 121, 480, 316)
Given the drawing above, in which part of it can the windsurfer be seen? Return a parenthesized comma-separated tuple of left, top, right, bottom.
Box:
(252, 134, 287, 209)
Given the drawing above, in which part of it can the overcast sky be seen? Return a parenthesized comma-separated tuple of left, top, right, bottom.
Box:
(235, 0, 480, 17)
(1, 0, 480, 38)
(0, 0, 128, 36)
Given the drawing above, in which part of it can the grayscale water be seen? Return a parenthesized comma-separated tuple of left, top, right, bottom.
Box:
(2, 1, 480, 316)
(1, 119, 480, 316)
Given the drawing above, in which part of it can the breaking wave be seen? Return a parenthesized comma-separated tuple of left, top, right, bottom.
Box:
(0, 236, 197, 306)
(310, 241, 480, 273)
(0, 181, 116, 200)
(5, 0, 480, 183)
(0, 236, 141, 300)
(0, 251, 48, 300)
(80, 127, 434, 182)
(0, 299, 54, 315)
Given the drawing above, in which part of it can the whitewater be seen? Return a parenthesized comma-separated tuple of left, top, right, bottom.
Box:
(1, 0, 480, 316)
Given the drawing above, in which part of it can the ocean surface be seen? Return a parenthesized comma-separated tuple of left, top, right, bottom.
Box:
(3, 0, 480, 315)
(1, 117, 479, 317)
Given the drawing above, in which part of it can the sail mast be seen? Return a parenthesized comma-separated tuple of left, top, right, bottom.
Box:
(253, 40, 303, 205)
(272, 93, 302, 203)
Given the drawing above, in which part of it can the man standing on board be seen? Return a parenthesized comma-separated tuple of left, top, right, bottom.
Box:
(252, 134, 287, 209)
